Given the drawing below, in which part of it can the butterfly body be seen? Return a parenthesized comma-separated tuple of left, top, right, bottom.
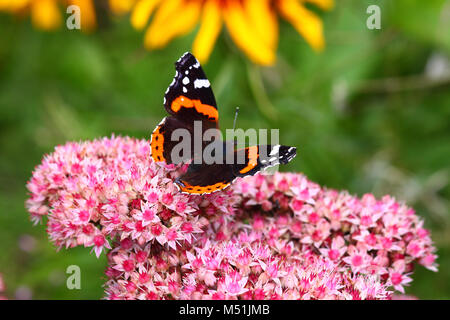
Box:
(151, 52, 297, 195)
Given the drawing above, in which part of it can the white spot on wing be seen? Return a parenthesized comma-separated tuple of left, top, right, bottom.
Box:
(194, 79, 210, 88)
(269, 145, 280, 156)
(183, 77, 190, 85)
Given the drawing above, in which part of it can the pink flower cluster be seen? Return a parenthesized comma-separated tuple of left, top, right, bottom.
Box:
(233, 173, 437, 294)
(26, 136, 236, 257)
(26, 136, 438, 299)
(105, 237, 389, 300)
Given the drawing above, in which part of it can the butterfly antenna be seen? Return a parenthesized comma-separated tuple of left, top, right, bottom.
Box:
(233, 107, 240, 131)
(233, 107, 239, 146)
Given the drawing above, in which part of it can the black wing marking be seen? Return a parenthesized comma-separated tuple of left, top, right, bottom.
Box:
(164, 52, 218, 128)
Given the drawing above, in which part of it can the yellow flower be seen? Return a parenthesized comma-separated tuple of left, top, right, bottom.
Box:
(118, 0, 334, 65)
(0, 0, 97, 31)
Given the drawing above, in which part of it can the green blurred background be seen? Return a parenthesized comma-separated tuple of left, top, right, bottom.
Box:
(0, 0, 449, 299)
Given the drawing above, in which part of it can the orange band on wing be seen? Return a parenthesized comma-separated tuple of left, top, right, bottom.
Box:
(239, 146, 259, 174)
(150, 125, 166, 162)
(176, 180, 230, 194)
(171, 95, 218, 121)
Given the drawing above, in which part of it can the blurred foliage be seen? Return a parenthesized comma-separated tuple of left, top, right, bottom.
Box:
(0, 0, 449, 299)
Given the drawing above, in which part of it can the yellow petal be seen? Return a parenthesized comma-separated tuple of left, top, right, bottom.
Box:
(31, 0, 62, 30)
(304, 0, 334, 11)
(131, 0, 161, 30)
(108, 0, 136, 15)
(278, 0, 325, 51)
(147, 0, 181, 28)
(244, 0, 278, 51)
(192, 0, 222, 64)
(69, 0, 97, 32)
(144, 0, 201, 49)
(223, 1, 275, 66)
(0, 0, 29, 12)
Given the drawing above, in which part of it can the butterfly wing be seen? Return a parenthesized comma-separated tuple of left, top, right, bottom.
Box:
(232, 145, 297, 177)
(164, 52, 218, 129)
(151, 52, 219, 164)
(175, 163, 235, 194)
(150, 116, 191, 164)
(174, 144, 297, 195)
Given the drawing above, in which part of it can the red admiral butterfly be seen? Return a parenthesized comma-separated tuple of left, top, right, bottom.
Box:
(150, 52, 296, 195)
